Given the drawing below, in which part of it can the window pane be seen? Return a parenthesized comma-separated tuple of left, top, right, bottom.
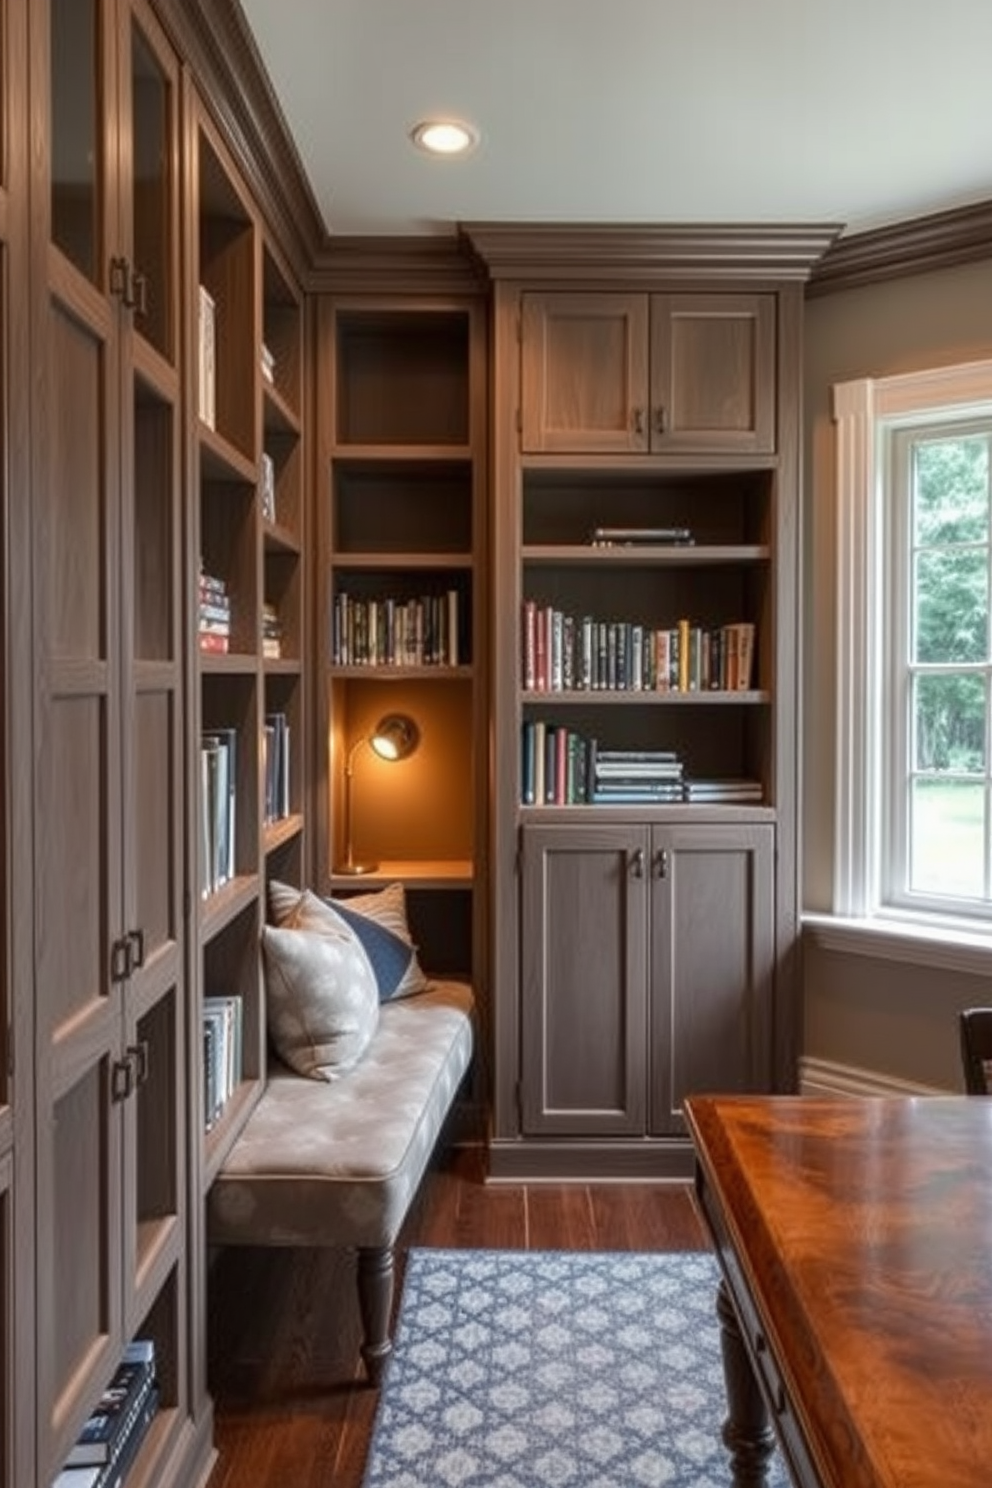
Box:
(910, 778, 986, 898)
(913, 435, 989, 545)
(913, 673, 986, 772)
(914, 549, 988, 664)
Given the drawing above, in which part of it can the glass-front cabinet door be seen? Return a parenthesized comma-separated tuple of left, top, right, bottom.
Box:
(35, 0, 186, 1480)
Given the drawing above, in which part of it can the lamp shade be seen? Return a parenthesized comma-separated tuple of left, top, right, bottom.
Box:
(369, 713, 420, 762)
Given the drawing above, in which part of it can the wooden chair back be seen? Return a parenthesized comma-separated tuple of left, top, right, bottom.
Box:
(958, 1007, 992, 1094)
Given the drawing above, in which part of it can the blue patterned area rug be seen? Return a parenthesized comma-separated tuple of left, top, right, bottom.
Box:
(363, 1248, 788, 1488)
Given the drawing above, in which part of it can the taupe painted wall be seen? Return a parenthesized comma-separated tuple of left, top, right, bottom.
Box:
(801, 258, 992, 1089)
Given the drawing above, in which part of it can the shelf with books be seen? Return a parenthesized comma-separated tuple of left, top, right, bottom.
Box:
(519, 704, 770, 810)
(199, 474, 258, 659)
(200, 899, 264, 1186)
(520, 600, 759, 695)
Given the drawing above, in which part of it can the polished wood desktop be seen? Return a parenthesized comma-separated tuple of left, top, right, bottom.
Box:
(685, 1095, 992, 1488)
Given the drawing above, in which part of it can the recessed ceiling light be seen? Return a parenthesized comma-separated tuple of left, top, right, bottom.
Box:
(410, 118, 479, 157)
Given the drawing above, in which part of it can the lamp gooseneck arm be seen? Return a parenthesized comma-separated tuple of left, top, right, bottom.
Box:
(341, 735, 367, 871)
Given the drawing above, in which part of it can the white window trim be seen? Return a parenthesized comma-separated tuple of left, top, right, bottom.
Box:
(813, 358, 992, 967)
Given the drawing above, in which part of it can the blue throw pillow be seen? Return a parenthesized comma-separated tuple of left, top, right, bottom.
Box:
(330, 899, 414, 1002)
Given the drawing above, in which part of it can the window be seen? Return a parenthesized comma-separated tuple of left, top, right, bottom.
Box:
(831, 360, 992, 944)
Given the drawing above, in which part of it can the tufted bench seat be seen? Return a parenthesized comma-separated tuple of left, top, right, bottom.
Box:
(207, 978, 474, 1384)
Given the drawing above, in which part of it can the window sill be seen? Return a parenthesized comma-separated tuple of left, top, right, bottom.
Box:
(802, 911, 992, 976)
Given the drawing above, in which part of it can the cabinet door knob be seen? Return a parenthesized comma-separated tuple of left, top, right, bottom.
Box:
(654, 848, 669, 878)
(127, 1040, 150, 1087)
(110, 936, 130, 983)
(653, 406, 667, 435)
(630, 847, 645, 878)
(127, 928, 145, 970)
(632, 407, 645, 437)
(109, 255, 130, 303)
(111, 1057, 134, 1103)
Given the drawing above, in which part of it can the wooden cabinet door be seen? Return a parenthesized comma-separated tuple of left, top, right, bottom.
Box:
(520, 823, 649, 1135)
(648, 824, 775, 1135)
(521, 293, 649, 453)
(33, 0, 185, 1474)
(34, 2, 127, 1467)
(118, 0, 185, 1345)
(649, 294, 776, 453)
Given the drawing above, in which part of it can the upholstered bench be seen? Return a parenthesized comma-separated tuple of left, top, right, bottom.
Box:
(207, 977, 474, 1384)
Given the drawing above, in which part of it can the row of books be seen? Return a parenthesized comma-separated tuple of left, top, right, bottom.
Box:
(56, 1339, 159, 1488)
(201, 728, 236, 895)
(200, 714, 291, 897)
(263, 601, 282, 659)
(521, 723, 763, 806)
(521, 602, 756, 693)
(204, 993, 244, 1131)
(332, 591, 462, 668)
(264, 711, 291, 825)
(199, 568, 231, 655)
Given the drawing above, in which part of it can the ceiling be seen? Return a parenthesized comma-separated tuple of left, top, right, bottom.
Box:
(237, 0, 992, 243)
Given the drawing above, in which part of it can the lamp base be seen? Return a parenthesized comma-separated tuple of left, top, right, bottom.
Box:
(332, 861, 380, 877)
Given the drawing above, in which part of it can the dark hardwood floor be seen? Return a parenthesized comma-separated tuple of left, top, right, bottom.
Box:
(206, 1143, 709, 1488)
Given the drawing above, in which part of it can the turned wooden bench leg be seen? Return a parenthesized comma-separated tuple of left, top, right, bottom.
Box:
(356, 1245, 395, 1387)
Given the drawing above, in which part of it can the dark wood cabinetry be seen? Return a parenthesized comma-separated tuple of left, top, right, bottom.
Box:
(472, 225, 836, 1180)
(7, 4, 310, 1484)
(520, 823, 773, 1163)
(28, 0, 193, 1480)
(521, 291, 776, 455)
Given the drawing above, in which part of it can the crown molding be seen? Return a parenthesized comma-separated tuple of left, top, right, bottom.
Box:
(459, 222, 843, 283)
(807, 199, 992, 298)
(156, 0, 325, 281)
(310, 236, 486, 297)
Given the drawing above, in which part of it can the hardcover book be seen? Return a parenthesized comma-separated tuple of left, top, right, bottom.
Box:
(66, 1341, 156, 1468)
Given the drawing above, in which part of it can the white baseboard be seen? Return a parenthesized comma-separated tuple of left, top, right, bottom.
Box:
(798, 1056, 950, 1099)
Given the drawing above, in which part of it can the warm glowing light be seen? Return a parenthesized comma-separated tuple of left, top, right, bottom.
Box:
(410, 119, 479, 157)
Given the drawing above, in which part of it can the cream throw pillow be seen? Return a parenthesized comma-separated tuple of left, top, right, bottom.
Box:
(262, 922, 379, 1081)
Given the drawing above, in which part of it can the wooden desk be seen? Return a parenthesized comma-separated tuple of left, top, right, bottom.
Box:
(684, 1096, 992, 1488)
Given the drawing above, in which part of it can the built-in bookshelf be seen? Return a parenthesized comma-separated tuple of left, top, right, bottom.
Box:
(518, 466, 774, 807)
(317, 297, 487, 1014)
(192, 105, 307, 1184)
(471, 234, 834, 1180)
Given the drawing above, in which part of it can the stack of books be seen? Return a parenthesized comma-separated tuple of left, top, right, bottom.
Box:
(589, 748, 685, 804)
(683, 778, 763, 804)
(56, 1339, 158, 1488)
(198, 568, 231, 654)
